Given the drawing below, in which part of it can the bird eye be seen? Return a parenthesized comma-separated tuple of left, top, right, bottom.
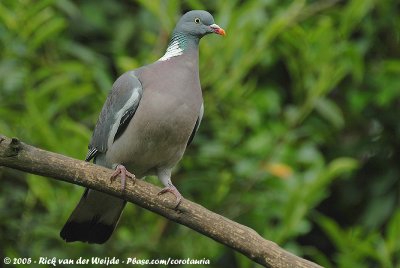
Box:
(194, 18, 201, 24)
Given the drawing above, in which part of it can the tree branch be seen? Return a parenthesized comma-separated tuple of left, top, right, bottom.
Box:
(0, 135, 322, 268)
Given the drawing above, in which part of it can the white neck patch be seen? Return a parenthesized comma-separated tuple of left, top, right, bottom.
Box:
(159, 40, 183, 61)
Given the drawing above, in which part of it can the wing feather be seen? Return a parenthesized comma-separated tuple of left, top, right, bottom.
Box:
(187, 103, 204, 147)
(87, 71, 143, 160)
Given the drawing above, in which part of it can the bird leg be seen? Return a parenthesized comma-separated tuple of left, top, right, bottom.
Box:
(158, 183, 182, 208)
(110, 164, 135, 190)
(157, 170, 182, 208)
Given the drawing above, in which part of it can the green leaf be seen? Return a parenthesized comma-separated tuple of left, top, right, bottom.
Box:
(315, 98, 345, 129)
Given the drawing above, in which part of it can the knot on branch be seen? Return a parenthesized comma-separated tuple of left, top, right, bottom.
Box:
(5, 137, 22, 157)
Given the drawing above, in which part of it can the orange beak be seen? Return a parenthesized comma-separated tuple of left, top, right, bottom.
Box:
(210, 24, 226, 36)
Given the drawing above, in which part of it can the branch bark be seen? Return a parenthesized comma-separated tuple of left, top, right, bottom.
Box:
(0, 135, 322, 268)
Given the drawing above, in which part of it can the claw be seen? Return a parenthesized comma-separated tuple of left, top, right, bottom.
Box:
(110, 164, 135, 190)
(158, 185, 183, 208)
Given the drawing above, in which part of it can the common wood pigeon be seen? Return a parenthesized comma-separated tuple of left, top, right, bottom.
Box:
(60, 10, 225, 244)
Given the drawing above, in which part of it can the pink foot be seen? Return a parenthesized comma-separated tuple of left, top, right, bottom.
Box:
(110, 164, 135, 190)
(158, 185, 183, 208)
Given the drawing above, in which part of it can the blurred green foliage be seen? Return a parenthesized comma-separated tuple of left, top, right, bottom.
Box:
(1, 0, 399, 267)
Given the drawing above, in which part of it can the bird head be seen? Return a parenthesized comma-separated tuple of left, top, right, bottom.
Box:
(173, 10, 226, 38)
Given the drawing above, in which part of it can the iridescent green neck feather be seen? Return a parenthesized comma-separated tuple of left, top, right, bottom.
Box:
(159, 33, 199, 61)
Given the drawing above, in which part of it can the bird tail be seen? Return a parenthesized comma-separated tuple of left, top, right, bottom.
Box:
(60, 188, 126, 244)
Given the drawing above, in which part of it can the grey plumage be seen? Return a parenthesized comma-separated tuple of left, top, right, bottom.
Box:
(60, 10, 225, 244)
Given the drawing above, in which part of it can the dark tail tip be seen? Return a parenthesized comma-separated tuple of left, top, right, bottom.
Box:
(60, 220, 114, 244)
